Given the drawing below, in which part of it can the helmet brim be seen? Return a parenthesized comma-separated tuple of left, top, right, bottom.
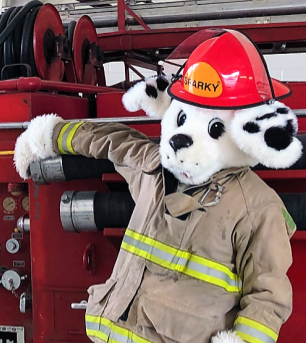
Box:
(168, 78, 292, 110)
(272, 78, 292, 100)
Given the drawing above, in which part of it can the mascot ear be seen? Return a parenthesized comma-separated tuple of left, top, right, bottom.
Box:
(230, 101, 303, 169)
(122, 75, 172, 119)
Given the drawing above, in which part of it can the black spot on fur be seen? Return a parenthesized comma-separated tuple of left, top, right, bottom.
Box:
(146, 84, 158, 98)
(276, 107, 289, 114)
(243, 122, 260, 133)
(256, 112, 277, 121)
(285, 119, 295, 136)
(156, 76, 169, 91)
(264, 127, 292, 151)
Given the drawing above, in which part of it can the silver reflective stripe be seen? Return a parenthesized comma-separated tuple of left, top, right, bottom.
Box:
(86, 321, 100, 331)
(123, 234, 180, 265)
(186, 260, 242, 288)
(109, 331, 140, 343)
(61, 123, 75, 154)
(111, 331, 128, 343)
(86, 315, 154, 343)
(235, 323, 276, 343)
(123, 232, 242, 290)
(100, 323, 111, 336)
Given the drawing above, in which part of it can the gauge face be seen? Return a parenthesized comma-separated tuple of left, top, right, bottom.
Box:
(21, 196, 29, 212)
(2, 197, 17, 214)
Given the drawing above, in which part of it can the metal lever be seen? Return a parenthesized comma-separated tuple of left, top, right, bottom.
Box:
(71, 300, 88, 310)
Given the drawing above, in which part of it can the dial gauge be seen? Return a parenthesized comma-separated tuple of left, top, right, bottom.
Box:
(2, 197, 17, 214)
(21, 196, 29, 212)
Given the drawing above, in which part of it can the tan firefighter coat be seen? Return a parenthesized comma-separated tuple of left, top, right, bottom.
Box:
(52, 121, 296, 343)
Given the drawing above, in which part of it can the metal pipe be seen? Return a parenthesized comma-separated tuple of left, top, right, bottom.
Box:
(17, 215, 30, 233)
(0, 77, 119, 94)
(0, 116, 161, 130)
(0, 110, 305, 130)
(30, 155, 115, 184)
(60, 2, 306, 28)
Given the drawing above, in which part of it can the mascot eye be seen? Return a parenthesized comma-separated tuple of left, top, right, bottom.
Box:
(208, 118, 225, 139)
(177, 111, 187, 127)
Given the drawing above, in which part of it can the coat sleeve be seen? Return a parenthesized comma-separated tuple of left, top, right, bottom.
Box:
(232, 203, 296, 343)
(52, 121, 160, 200)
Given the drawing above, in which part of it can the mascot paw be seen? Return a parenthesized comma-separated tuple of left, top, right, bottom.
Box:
(230, 101, 302, 169)
(211, 331, 245, 343)
(122, 75, 172, 119)
(14, 114, 63, 179)
(14, 131, 35, 180)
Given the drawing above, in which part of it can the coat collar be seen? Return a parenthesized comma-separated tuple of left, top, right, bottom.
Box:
(163, 166, 249, 219)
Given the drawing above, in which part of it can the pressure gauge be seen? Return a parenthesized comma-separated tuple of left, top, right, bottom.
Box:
(2, 196, 17, 214)
(21, 197, 29, 212)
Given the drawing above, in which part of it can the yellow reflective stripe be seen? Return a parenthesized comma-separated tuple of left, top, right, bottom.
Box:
(66, 121, 84, 154)
(125, 229, 178, 256)
(123, 228, 241, 293)
(234, 316, 278, 343)
(57, 123, 71, 154)
(235, 317, 278, 341)
(125, 229, 239, 280)
(121, 241, 175, 270)
(125, 228, 239, 281)
(85, 314, 154, 343)
(86, 314, 101, 324)
(236, 332, 266, 343)
(86, 329, 108, 342)
(181, 265, 239, 293)
(57, 122, 83, 154)
(188, 253, 239, 281)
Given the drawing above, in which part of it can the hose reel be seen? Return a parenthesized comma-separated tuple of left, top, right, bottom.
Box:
(0, 1, 104, 85)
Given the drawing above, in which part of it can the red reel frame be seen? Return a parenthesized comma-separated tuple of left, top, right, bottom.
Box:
(73, 16, 105, 86)
(33, 4, 72, 82)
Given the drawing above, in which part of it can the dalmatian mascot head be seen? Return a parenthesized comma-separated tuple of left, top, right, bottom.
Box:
(122, 29, 302, 185)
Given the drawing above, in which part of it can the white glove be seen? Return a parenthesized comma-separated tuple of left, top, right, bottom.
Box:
(14, 114, 64, 179)
(211, 331, 245, 343)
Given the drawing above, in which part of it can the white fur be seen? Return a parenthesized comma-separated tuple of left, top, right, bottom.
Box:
(211, 331, 245, 343)
(231, 101, 302, 168)
(122, 76, 171, 119)
(14, 131, 35, 180)
(159, 101, 257, 185)
(14, 114, 63, 179)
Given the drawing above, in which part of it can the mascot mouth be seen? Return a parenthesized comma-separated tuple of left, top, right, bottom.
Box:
(174, 169, 193, 182)
(182, 172, 190, 178)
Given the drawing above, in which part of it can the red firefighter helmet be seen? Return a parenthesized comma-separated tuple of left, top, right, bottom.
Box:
(167, 29, 291, 109)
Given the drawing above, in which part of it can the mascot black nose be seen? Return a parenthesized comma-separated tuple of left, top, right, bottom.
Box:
(169, 134, 193, 152)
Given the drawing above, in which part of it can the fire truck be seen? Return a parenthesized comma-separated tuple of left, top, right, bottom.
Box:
(0, 1, 305, 343)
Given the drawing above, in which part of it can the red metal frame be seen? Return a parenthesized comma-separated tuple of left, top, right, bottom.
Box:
(1, 5, 306, 343)
(98, 22, 306, 51)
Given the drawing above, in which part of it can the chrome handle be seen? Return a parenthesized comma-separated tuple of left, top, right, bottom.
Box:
(71, 300, 88, 310)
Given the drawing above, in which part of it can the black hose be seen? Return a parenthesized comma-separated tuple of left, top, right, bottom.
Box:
(20, 11, 32, 65)
(0, 7, 14, 73)
(0, 1, 42, 45)
(62, 155, 116, 181)
(67, 20, 76, 50)
(4, 7, 21, 77)
(0, 1, 42, 79)
(94, 192, 135, 229)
